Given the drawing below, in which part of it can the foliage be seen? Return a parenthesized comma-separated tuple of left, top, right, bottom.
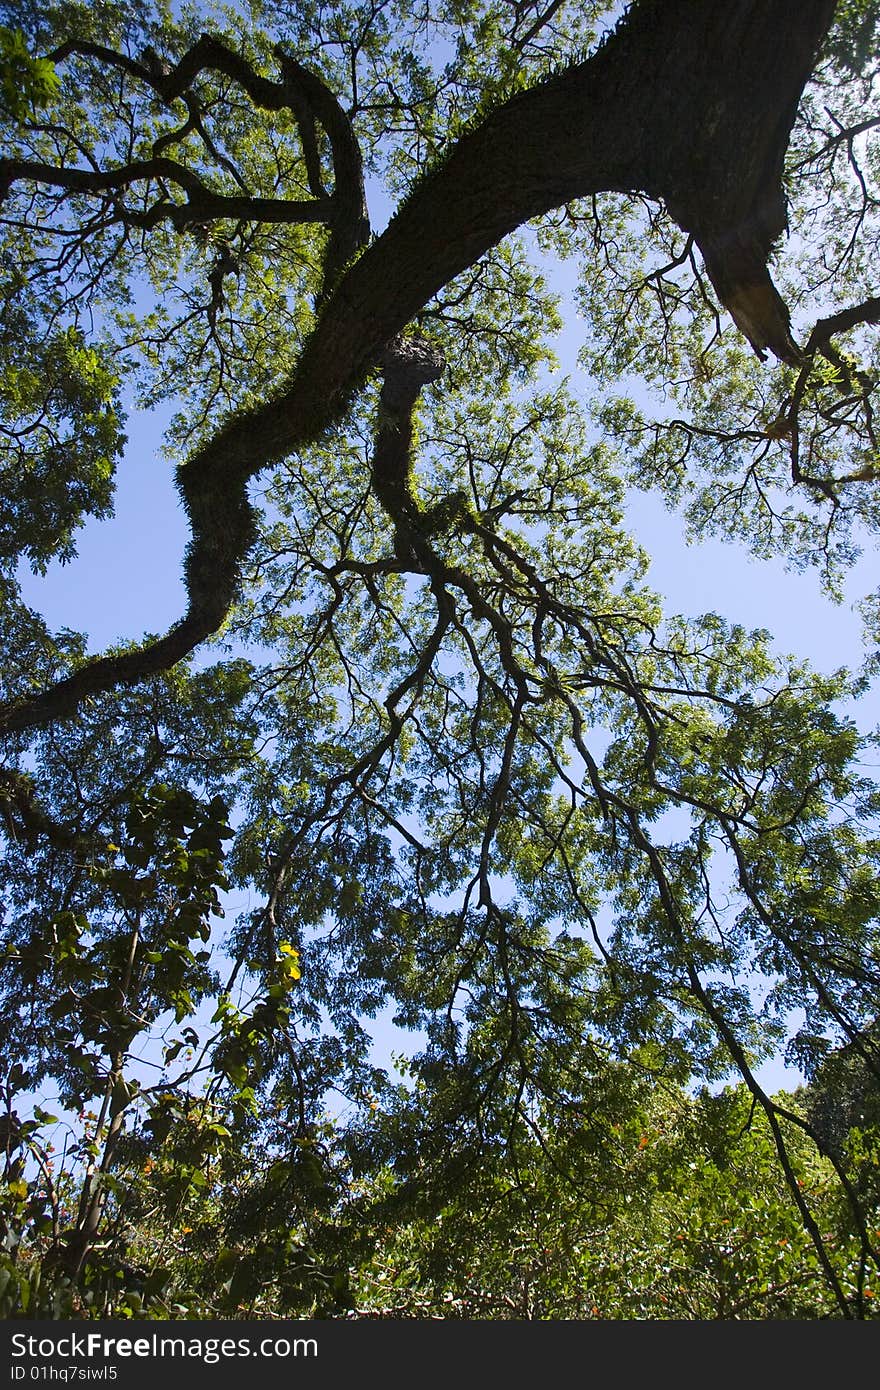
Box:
(0, 0, 879, 1319)
(0, 25, 59, 119)
(351, 1082, 880, 1319)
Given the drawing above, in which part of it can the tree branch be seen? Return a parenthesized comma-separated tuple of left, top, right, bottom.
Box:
(273, 48, 371, 288)
(0, 0, 839, 739)
(0, 156, 333, 228)
(806, 293, 880, 351)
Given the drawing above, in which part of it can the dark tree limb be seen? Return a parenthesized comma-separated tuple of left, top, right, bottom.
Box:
(0, 769, 85, 852)
(0, 156, 333, 228)
(273, 48, 371, 287)
(779, 292, 880, 494)
(0, 0, 839, 738)
(370, 333, 447, 536)
(805, 293, 880, 350)
(49, 34, 291, 112)
(41, 34, 362, 246)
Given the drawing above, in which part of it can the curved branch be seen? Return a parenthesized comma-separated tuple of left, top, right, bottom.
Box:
(805, 293, 880, 351)
(0, 769, 86, 852)
(273, 48, 371, 287)
(43, 34, 361, 245)
(0, 156, 333, 227)
(0, 0, 838, 739)
(370, 332, 447, 550)
(48, 34, 291, 113)
(780, 292, 880, 494)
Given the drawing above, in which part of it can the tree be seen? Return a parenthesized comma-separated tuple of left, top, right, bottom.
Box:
(351, 1080, 877, 1319)
(1, 0, 880, 1318)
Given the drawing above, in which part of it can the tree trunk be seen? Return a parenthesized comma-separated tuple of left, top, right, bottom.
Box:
(0, 0, 839, 735)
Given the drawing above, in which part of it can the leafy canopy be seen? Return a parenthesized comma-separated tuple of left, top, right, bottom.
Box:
(0, 0, 879, 1319)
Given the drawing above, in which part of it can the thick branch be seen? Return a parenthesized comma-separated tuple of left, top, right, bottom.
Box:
(0, 769, 86, 852)
(0, 156, 332, 227)
(273, 49, 371, 286)
(49, 35, 291, 113)
(370, 334, 448, 562)
(0, 0, 838, 737)
(806, 293, 880, 351)
(41, 35, 361, 246)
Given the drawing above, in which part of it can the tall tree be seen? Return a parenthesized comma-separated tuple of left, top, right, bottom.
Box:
(1, 0, 880, 1317)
